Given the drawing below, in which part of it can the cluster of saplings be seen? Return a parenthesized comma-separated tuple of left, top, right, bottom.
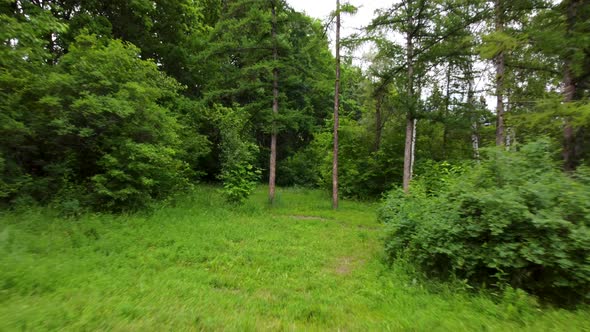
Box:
(1, 0, 589, 305)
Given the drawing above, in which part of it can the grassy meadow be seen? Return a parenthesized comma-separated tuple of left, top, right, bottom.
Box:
(1, 186, 589, 331)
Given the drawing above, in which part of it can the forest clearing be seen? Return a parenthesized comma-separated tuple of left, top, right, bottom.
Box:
(1, 187, 589, 331)
(2, 0, 590, 329)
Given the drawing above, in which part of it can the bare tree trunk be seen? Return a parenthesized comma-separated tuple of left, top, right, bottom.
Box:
(471, 122, 480, 160)
(442, 65, 451, 158)
(373, 94, 384, 151)
(402, 22, 415, 193)
(467, 74, 480, 160)
(403, 115, 414, 193)
(505, 95, 513, 150)
(268, 1, 279, 203)
(494, 0, 505, 146)
(332, 0, 340, 209)
(411, 118, 417, 174)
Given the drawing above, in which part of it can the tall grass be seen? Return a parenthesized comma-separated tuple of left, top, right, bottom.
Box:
(1, 186, 588, 330)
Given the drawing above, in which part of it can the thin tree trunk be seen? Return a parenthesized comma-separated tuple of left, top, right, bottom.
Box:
(505, 94, 513, 150)
(472, 122, 480, 160)
(494, 0, 505, 146)
(332, 0, 340, 209)
(411, 118, 417, 174)
(467, 90, 479, 161)
(467, 74, 480, 160)
(403, 115, 414, 193)
(268, 1, 279, 203)
(374, 93, 384, 151)
(563, 118, 575, 171)
(402, 21, 415, 193)
(442, 65, 451, 158)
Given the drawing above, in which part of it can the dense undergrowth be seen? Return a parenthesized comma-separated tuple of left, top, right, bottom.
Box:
(1, 186, 589, 330)
(380, 140, 590, 305)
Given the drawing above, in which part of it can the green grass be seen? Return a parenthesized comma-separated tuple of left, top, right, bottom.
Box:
(1, 186, 589, 331)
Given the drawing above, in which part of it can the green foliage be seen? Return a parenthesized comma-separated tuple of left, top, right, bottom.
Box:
(277, 140, 324, 188)
(380, 140, 590, 304)
(281, 116, 400, 199)
(200, 0, 334, 178)
(220, 163, 261, 204)
(0, 156, 31, 202)
(1, 0, 587, 216)
(1, 31, 203, 210)
(478, 31, 526, 60)
(54, 36, 194, 210)
(414, 160, 468, 195)
(53, 0, 210, 91)
(0, 1, 65, 206)
(212, 105, 260, 204)
(329, 119, 392, 199)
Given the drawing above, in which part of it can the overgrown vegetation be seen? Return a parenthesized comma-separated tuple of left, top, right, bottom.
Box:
(1, 187, 590, 330)
(380, 140, 590, 304)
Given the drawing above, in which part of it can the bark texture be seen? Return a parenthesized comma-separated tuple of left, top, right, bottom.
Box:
(402, 15, 415, 193)
(332, 0, 340, 209)
(562, 0, 578, 171)
(494, 0, 505, 146)
(268, 1, 279, 203)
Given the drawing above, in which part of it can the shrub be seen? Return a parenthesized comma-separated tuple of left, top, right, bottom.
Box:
(413, 160, 468, 195)
(379, 140, 590, 304)
(212, 105, 260, 204)
(1, 34, 201, 211)
(219, 162, 261, 204)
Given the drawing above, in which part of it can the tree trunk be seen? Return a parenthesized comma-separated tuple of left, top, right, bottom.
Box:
(494, 0, 505, 146)
(467, 74, 480, 160)
(403, 115, 414, 193)
(442, 64, 451, 158)
(402, 20, 415, 193)
(411, 118, 417, 174)
(373, 93, 384, 151)
(268, 1, 279, 203)
(332, 0, 340, 209)
(562, 58, 575, 171)
(505, 95, 513, 150)
(562, 0, 578, 171)
(471, 122, 480, 160)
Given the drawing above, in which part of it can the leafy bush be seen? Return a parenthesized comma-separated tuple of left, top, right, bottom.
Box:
(212, 105, 260, 204)
(380, 140, 590, 304)
(414, 160, 468, 195)
(219, 162, 261, 204)
(0, 34, 203, 211)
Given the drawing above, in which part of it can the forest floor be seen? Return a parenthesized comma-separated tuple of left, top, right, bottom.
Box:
(1, 186, 589, 331)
